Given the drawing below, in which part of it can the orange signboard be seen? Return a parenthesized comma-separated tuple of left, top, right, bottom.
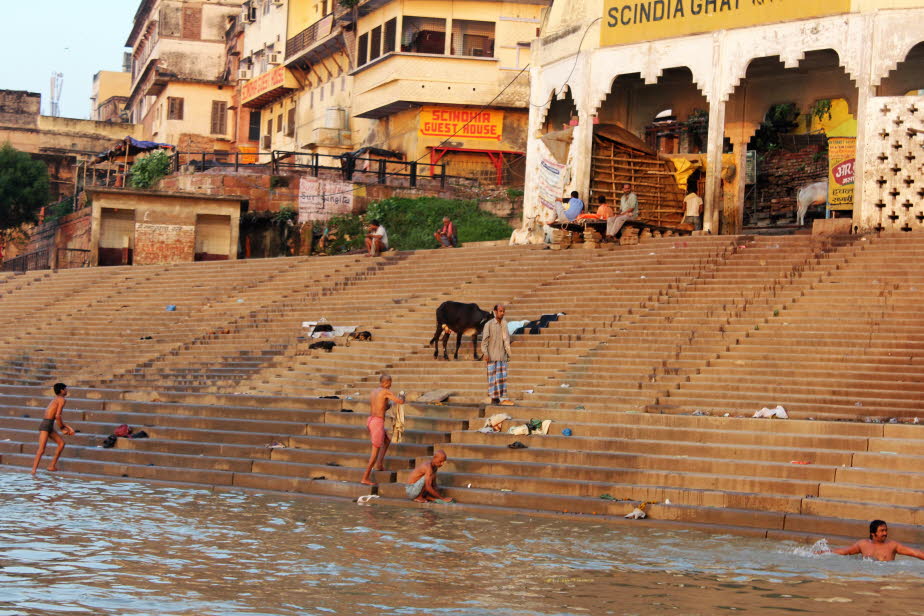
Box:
(242, 66, 295, 105)
(419, 107, 504, 141)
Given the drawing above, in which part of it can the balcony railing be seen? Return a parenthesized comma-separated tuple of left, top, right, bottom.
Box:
(286, 14, 335, 59)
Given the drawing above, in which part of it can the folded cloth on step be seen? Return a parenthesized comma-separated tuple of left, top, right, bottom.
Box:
(507, 320, 529, 335)
(507, 425, 529, 436)
(406, 476, 426, 499)
(625, 507, 647, 519)
(482, 413, 511, 431)
(753, 405, 788, 419)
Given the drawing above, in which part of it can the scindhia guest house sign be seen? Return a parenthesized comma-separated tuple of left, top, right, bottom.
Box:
(601, 0, 851, 46)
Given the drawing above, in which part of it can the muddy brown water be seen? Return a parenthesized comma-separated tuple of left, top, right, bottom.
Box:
(1, 472, 921, 616)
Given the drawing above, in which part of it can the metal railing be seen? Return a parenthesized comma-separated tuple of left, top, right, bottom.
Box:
(56, 248, 91, 270)
(171, 150, 447, 187)
(1, 249, 50, 272)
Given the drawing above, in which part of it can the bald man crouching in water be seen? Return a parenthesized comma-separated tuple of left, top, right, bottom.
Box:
(829, 520, 924, 561)
(361, 374, 405, 486)
(406, 450, 454, 503)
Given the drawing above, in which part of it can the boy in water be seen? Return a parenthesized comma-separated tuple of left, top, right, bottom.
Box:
(31, 383, 74, 475)
(360, 374, 404, 486)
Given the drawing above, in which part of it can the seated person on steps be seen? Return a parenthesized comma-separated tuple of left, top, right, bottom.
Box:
(434, 216, 458, 248)
(544, 191, 584, 223)
(605, 183, 638, 240)
(364, 219, 389, 257)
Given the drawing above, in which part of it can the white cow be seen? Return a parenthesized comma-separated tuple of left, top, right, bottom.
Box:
(796, 181, 827, 226)
(509, 215, 545, 245)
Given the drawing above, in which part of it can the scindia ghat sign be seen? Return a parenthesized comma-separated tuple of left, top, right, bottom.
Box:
(601, 0, 851, 47)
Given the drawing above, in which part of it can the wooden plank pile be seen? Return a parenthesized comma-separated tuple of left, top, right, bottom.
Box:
(591, 126, 686, 230)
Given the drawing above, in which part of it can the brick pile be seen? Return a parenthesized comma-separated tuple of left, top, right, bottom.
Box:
(750, 145, 827, 226)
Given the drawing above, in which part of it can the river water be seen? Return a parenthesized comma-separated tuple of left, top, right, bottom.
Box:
(1, 471, 921, 616)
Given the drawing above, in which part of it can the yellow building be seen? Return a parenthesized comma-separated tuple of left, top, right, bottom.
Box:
(234, 0, 546, 183)
(90, 70, 132, 123)
(347, 0, 544, 182)
(126, 0, 245, 151)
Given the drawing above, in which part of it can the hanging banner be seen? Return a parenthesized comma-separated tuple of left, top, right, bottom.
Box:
(419, 107, 504, 141)
(537, 158, 567, 211)
(601, 0, 851, 47)
(827, 136, 855, 210)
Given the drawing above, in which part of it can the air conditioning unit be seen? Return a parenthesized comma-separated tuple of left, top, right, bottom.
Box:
(237, 68, 252, 81)
(268, 52, 282, 65)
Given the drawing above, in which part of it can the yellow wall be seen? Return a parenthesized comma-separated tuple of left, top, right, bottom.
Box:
(150, 82, 234, 144)
(791, 98, 856, 135)
(93, 71, 131, 104)
(287, 0, 331, 38)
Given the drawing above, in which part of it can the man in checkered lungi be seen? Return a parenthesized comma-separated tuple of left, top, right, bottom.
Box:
(481, 304, 514, 406)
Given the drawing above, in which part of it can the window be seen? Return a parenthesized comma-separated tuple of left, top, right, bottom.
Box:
(276, 113, 283, 133)
(369, 26, 382, 62)
(401, 17, 447, 54)
(248, 110, 261, 141)
(263, 0, 271, 15)
(210, 100, 227, 135)
(167, 97, 184, 120)
(383, 18, 397, 54)
(357, 33, 368, 66)
(450, 20, 495, 57)
(286, 108, 296, 137)
(266, 117, 273, 138)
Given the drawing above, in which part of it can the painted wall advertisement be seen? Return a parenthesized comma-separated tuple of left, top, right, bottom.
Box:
(601, 0, 851, 47)
(537, 158, 567, 211)
(298, 178, 355, 222)
(827, 136, 855, 210)
(419, 107, 504, 141)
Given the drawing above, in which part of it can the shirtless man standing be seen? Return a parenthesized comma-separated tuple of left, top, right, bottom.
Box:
(360, 374, 404, 486)
(830, 520, 924, 561)
(31, 383, 75, 475)
(406, 450, 454, 503)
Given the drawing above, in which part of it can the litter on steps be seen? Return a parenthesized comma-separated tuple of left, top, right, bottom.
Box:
(356, 495, 380, 506)
(753, 405, 788, 419)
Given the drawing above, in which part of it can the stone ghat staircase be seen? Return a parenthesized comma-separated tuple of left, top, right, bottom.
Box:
(2, 234, 924, 541)
(2, 383, 921, 545)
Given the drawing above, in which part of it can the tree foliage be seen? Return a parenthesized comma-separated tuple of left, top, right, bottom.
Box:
(0, 144, 50, 232)
(129, 150, 173, 189)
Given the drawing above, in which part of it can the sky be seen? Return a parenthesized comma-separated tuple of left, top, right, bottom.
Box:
(0, 0, 139, 120)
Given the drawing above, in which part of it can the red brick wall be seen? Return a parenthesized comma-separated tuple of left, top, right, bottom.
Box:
(182, 6, 202, 40)
(134, 223, 195, 265)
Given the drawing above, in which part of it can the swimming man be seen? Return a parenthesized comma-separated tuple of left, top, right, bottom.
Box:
(31, 383, 75, 475)
(406, 450, 454, 503)
(830, 519, 924, 561)
(360, 374, 404, 486)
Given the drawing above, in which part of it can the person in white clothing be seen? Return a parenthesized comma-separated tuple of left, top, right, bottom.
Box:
(683, 192, 704, 231)
(365, 219, 389, 257)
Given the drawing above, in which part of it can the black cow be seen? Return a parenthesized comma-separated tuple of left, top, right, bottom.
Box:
(429, 301, 493, 360)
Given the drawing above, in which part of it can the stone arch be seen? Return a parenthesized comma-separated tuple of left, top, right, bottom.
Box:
(724, 49, 858, 230)
(538, 87, 578, 135)
(595, 66, 709, 154)
(877, 41, 924, 96)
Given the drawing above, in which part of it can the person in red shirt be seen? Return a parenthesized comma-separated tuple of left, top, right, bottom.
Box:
(434, 216, 458, 248)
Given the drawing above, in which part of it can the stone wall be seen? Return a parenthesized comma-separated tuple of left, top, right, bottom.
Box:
(135, 222, 196, 265)
(859, 95, 924, 233)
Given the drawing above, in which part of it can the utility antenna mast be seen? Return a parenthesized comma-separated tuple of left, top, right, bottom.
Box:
(50, 72, 64, 117)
